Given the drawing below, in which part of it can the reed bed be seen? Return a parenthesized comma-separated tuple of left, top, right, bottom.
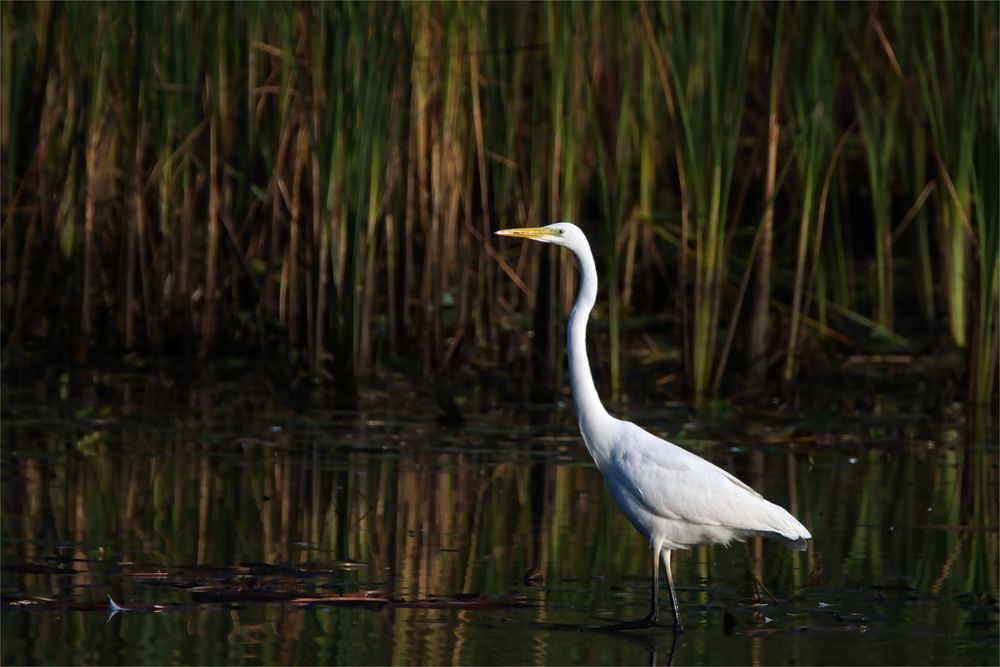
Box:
(1, 2, 996, 404)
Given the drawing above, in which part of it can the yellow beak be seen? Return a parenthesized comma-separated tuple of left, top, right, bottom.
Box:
(494, 227, 552, 239)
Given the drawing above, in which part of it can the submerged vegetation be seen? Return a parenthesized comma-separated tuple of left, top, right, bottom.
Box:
(1, 2, 997, 405)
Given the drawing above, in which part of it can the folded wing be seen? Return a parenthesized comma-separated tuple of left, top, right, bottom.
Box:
(605, 422, 811, 546)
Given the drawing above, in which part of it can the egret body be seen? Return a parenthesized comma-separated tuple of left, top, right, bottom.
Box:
(496, 222, 811, 631)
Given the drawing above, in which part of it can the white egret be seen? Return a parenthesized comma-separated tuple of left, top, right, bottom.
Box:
(496, 222, 811, 632)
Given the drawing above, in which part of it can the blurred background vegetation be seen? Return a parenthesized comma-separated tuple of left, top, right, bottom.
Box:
(1, 1, 997, 405)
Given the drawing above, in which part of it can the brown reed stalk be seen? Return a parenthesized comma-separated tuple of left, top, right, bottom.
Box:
(202, 76, 219, 358)
(79, 55, 107, 362)
(749, 5, 786, 385)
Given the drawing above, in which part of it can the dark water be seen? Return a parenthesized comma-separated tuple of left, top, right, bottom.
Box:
(2, 373, 997, 665)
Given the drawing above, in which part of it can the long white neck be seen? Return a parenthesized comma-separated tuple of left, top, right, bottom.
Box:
(566, 243, 614, 450)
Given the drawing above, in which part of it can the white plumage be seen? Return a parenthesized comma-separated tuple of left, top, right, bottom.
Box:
(497, 222, 811, 632)
(597, 421, 810, 550)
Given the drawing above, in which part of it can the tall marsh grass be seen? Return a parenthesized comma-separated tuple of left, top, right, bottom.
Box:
(1, 2, 996, 404)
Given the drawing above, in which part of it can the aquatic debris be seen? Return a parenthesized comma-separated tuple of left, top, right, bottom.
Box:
(105, 595, 169, 616)
(523, 568, 545, 586)
(0, 562, 81, 575)
(2, 596, 118, 612)
(3, 595, 61, 608)
(746, 624, 867, 636)
(392, 594, 531, 610)
(107, 595, 131, 613)
(290, 591, 531, 611)
(181, 581, 529, 612)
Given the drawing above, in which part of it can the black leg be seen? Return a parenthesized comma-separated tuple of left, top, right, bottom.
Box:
(647, 545, 659, 623)
(568, 544, 677, 634)
(578, 546, 659, 632)
(664, 549, 684, 632)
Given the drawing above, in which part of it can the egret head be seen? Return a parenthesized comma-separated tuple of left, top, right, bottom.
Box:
(494, 222, 588, 251)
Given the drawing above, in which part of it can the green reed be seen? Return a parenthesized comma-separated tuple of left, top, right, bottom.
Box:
(914, 1, 996, 403)
(0, 1, 995, 405)
(643, 1, 755, 404)
(854, 12, 905, 334)
(745, 2, 785, 386)
(970, 86, 998, 406)
(883, 2, 939, 329)
(781, 2, 839, 383)
(916, 3, 977, 351)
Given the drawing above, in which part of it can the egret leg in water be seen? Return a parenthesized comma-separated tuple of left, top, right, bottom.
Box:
(496, 223, 811, 632)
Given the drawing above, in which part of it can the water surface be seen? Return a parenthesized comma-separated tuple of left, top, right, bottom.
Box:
(2, 373, 997, 665)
